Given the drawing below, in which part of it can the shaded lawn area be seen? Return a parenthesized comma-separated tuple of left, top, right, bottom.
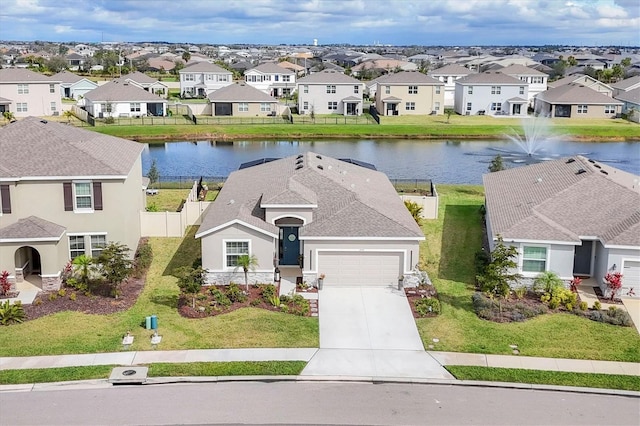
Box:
(0, 227, 318, 357)
(446, 366, 640, 392)
(0, 361, 306, 385)
(416, 185, 640, 362)
(146, 189, 218, 212)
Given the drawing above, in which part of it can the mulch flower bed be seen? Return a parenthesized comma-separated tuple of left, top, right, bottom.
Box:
(178, 284, 314, 318)
(592, 286, 624, 305)
(405, 284, 440, 319)
(22, 274, 146, 321)
(0, 291, 20, 299)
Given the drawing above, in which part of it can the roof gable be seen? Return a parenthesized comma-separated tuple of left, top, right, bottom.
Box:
(297, 70, 362, 85)
(83, 81, 166, 102)
(207, 82, 277, 102)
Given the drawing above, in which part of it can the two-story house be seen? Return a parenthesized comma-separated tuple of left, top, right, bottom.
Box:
(83, 81, 167, 118)
(499, 64, 549, 107)
(454, 71, 529, 117)
(0, 117, 144, 291)
(0, 69, 62, 117)
(374, 71, 445, 116)
(244, 62, 296, 98)
(429, 64, 473, 107)
(296, 70, 364, 116)
(179, 62, 233, 97)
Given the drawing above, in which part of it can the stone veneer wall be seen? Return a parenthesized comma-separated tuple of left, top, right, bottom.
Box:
(301, 270, 432, 289)
(42, 275, 62, 291)
(512, 277, 570, 290)
(204, 271, 274, 286)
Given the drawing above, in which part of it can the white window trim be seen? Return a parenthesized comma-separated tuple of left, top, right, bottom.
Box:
(69, 235, 86, 260)
(73, 180, 94, 213)
(222, 239, 251, 270)
(519, 244, 550, 277)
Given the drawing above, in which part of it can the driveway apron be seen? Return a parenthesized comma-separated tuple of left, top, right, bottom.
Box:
(302, 287, 453, 379)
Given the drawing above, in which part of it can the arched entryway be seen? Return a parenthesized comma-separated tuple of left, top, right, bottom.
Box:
(14, 246, 42, 287)
(275, 217, 304, 266)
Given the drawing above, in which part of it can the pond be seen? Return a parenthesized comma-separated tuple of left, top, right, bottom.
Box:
(142, 139, 640, 184)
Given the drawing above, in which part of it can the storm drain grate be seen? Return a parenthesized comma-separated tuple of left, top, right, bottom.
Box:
(109, 366, 149, 384)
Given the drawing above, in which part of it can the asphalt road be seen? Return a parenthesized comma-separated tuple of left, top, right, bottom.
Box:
(1, 381, 638, 425)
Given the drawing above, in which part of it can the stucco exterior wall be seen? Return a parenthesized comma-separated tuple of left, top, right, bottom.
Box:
(297, 82, 364, 115)
(375, 84, 445, 115)
(0, 82, 61, 117)
(265, 207, 314, 225)
(455, 83, 527, 116)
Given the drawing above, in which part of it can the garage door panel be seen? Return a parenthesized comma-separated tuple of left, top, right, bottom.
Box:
(319, 252, 402, 286)
(623, 261, 640, 287)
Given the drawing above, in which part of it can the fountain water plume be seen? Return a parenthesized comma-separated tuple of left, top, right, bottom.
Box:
(505, 116, 554, 156)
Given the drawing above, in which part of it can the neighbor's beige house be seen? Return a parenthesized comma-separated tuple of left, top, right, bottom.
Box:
(0, 68, 62, 117)
(375, 71, 445, 116)
(534, 83, 623, 118)
(0, 117, 144, 290)
(207, 82, 279, 116)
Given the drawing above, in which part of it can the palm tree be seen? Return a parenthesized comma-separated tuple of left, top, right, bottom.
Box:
(3, 111, 15, 122)
(72, 254, 93, 287)
(63, 110, 74, 123)
(404, 200, 423, 226)
(234, 254, 259, 292)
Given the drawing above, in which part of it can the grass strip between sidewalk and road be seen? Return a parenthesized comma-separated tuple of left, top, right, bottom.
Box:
(446, 366, 640, 392)
(0, 361, 307, 385)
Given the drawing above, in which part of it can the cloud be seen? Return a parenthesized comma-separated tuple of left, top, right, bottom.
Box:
(0, 0, 637, 45)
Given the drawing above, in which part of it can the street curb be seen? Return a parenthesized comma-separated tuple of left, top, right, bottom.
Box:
(2, 375, 639, 397)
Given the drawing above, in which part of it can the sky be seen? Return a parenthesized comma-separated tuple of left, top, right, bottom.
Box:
(0, 0, 639, 46)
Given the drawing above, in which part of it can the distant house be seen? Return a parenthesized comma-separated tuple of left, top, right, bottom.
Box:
(548, 74, 613, 97)
(499, 64, 549, 107)
(483, 156, 640, 298)
(0, 117, 144, 291)
(83, 81, 167, 118)
(296, 70, 364, 116)
(0, 68, 61, 117)
(454, 71, 529, 116)
(207, 82, 279, 116)
(351, 59, 417, 77)
(179, 62, 233, 97)
(429, 64, 473, 108)
(50, 70, 98, 100)
(113, 71, 169, 97)
(195, 152, 425, 288)
(244, 62, 296, 97)
(65, 52, 85, 69)
(375, 71, 445, 116)
(534, 83, 622, 118)
(610, 75, 640, 97)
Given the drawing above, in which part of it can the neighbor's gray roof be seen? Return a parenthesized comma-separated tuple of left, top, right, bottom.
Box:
(0, 68, 60, 83)
(0, 216, 66, 241)
(51, 70, 90, 84)
(456, 71, 523, 85)
(197, 152, 424, 239)
(376, 71, 442, 85)
(84, 81, 166, 102)
(179, 62, 232, 74)
(429, 64, 472, 76)
(536, 83, 623, 105)
(248, 62, 294, 75)
(0, 97, 11, 104)
(113, 71, 158, 85)
(615, 87, 640, 105)
(207, 82, 277, 102)
(483, 156, 640, 246)
(0, 116, 144, 179)
(297, 70, 362, 85)
(611, 75, 640, 91)
(499, 64, 548, 76)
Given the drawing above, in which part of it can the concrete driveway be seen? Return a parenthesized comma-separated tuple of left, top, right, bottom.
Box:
(302, 286, 453, 379)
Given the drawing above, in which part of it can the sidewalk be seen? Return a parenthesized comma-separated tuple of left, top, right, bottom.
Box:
(1, 349, 638, 377)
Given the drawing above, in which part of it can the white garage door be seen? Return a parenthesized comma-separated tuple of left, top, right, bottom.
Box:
(319, 251, 402, 287)
(623, 261, 640, 289)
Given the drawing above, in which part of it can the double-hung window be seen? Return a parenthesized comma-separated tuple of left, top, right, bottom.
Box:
(260, 103, 271, 112)
(238, 102, 248, 112)
(385, 86, 390, 94)
(17, 103, 28, 112)
(49, 84, 55, 93)
(74, 182, 93, 210)
(467, 86, 473, 95)
(491, 86, 501, 94)
(225, 241, 249, 268)
(303, 85, 308, 94)
(408, 85, 418, 94)
(130, 103, 141, 112)
(17, 84, 29, 94)
(604, 105, 615, 114)
(327, 101, 338, 110)
(326, 85, 336, 94)
(91, 235, 107, 257)
(354, 85, 359, 94)
(69, 236, 85, 259)
(577, 105, 588, 114)
(405, 102, 415, 110)
(435, 86, 441, 94)
(303, 101, 309, 110)
(522, 246, 547, 273)
(491, 102, 502, 112)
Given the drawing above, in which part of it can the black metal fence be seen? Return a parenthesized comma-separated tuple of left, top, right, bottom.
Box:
(290, 114, 377, 125)
(391, 179, 435, 196)
(369, 105, 380, 124)
(151, 175, 227, 189)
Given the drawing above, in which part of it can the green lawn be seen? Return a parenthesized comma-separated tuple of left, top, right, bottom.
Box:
(446, 366, 640, 392)
(0, 227, 318, 357)
(146, 189, 218, 212)
(416, 185, 640, 362)
(0, 362, 306, 385)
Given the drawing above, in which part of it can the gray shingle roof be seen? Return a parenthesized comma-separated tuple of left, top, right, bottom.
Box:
(611, 75, 640, 91)
(179, 62, 232, 74)
(429, 64, 472, 76)
(537, 83, 622, 104)
(50, 70, 85, 84)
(615, 87, 640, 105)
(248, 62, 294, 75)
(84, 81, 166, 102)
(457, 71, 523, 85)
(113, 71, 158, 85)
(0, 216, 65, 241)
(0, 68, 60, 83)
(483, 156, 640, 246)
(207, 82, 277, 102)
(499, 64, 548, 76)
(376, 71, 442, 85)
(197, 153, 424, 239)
(297, 70, 361, 85)
(0, 116, 144, 179)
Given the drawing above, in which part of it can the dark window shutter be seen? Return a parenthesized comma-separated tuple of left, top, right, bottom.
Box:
(63, 182, 73, 211)
(93, 182, 103, 211)
(0, 184, 11, 214)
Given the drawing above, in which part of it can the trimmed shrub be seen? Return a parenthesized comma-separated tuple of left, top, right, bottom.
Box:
(209, 288, 231, 307)
(415, 297, 441, 316)
(579, 301, 588, 311)
(593, 300, 602, 311)
(225, 283, 247, 303)
(0, 300, 25, 325)
(259, 284, 277, 302)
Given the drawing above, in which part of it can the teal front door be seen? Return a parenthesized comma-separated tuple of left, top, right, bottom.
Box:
(280, 227, 300, 265)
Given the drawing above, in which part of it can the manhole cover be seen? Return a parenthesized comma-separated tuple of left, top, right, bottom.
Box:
(122, 370, 137, 376)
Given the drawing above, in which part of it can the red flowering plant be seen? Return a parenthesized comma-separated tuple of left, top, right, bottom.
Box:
(0, 270, 11, 296)
(604, 272, 623, 301)
(569, 276, 582, 293)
